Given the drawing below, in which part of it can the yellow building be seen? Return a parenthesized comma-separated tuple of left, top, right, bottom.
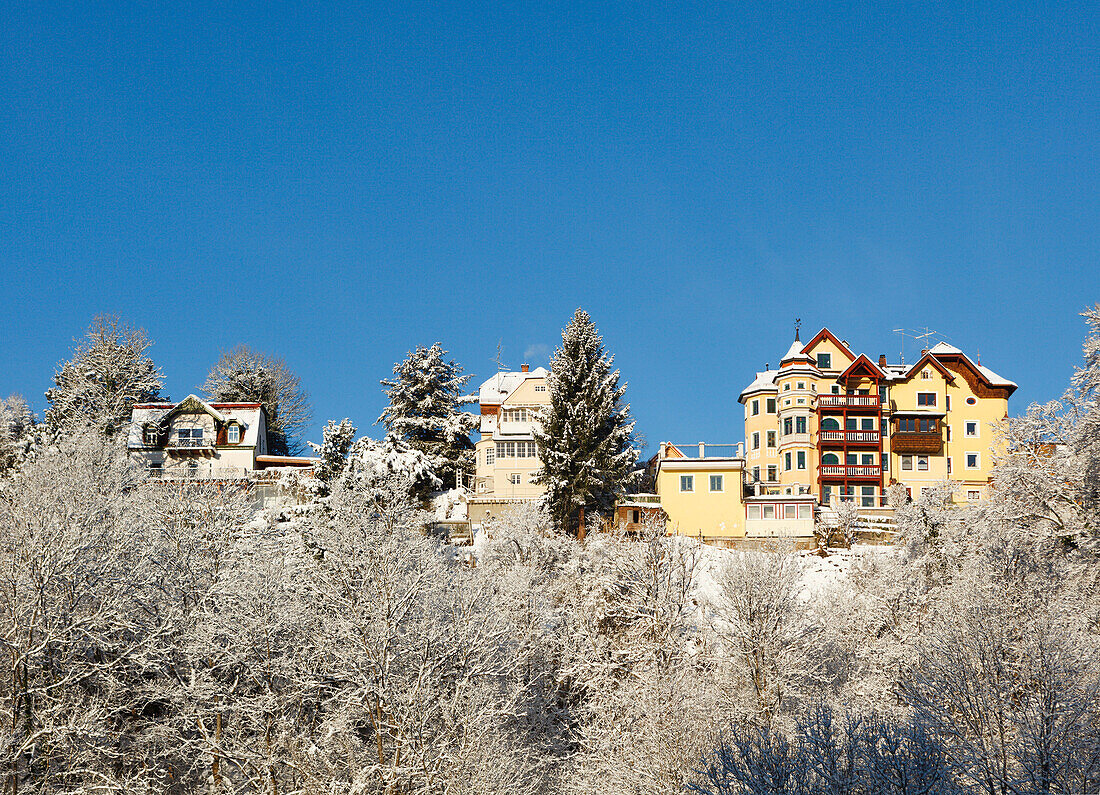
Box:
(654, 442, 746, 540)
(469, 364, 551, 526)
(738, 328, 1016, 506)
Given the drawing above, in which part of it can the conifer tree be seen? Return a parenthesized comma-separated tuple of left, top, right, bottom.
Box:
(379, 343, 478, 490)
(534, 309, 638, 534)
(44, 315, 165, 438)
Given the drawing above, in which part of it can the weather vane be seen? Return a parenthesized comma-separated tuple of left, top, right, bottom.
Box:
(795, 317, 802, 340)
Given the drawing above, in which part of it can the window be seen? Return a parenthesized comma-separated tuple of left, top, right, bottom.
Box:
(917, 456, 929, 471)
(966, 397, 977, 406)
(752, 432, 760, 450)
(748, 505, 761, 520)
(796, 451, 806, 470)
(752, 399, 760, 416)
(966, 453, 979, 469)
(485, 447, 495, 465)
(534, 384, 547, 392)
(797, 382, 805, 390)
(946, 425, 952, 441)
(917, 393, 937, 406)
(509, 473, 522, 485)
(178, 428, 204, 445)
(901, 456, 913, 471)
(947, 457, 952, 474)
(148, 461, 163, 477)
(784, 452, 792, 471)
(631, 510, 640, 523)
(797, 397, 805, 404)
(967, 490, 981, 502)
(142, 424, 158, 445)
(798, 504, 812, 519)
(783, 418, 793, 436)
(766, 431, 777, 448)
(187, 460, 199, 476)
(817, 353, 831, 369)
(795, 416, 807, 434)
(784, 383, 791, 391)
(811, 384, 816, 392)
(227, 424, 240, 444)
(821, 417, 840, 430)
(881, 419, 888, 437)
(822, 452, 839, 465)
(767, 465, 777, 482)
(881, 453, 889, 472)
(784, 504, 797, 519)
(763, 505, 775, 519)
(710, 475, 724, 492)
(752, 466, 760, 482)
(879, 385, 888, 401)
(766, 398, 776, 413)
(945, 396, 951, 411)
(680, 475, 694, 492)
(861, 418, 874, 430)
(822, 484, 833, 503)
(921, 369, 932, 380)
(919, 418, 936, 433)
(965, 421, 978, 437)
(831, 385, 840, 394)
(862, 486, 876, 507)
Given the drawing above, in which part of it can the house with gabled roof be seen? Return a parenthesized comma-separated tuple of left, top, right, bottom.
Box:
(738, 327, 1016, 508)
(128, 394, 274, 480)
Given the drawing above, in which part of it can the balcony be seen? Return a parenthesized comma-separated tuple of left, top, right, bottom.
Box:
(819, 464, 881, 480)
(816, 395, 880, 410)
(819, 430, 880, 445)
(147, 465, 248, 480)
(165, 436, 215, 452)
(890, 432, 943, 454)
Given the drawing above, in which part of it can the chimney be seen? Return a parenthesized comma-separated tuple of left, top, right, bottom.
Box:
(841, 340, 850, 349)
(698, 442, 706, 459)
(920, 348, 929, 357)
(878, 353, 887, 367)
(520, 363, 529, 373)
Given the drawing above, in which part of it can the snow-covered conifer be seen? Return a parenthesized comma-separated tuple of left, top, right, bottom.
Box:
(0, 395, 36, 474)
(44, 315, 165, 438)
(309, 417, 357, 483)
(343, 433, 442, 502)
(378, 342, 478, 489)
(534, 309, 638, 534)
(203, 344, 312, 455)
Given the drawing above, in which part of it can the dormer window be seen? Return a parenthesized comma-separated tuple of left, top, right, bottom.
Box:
(142, 424, 159, 445)
(227, 424, 240, 444)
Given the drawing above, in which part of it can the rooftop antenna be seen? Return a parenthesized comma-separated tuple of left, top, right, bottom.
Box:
(893, 328, 939, 366)
(494, 339, 505, 373)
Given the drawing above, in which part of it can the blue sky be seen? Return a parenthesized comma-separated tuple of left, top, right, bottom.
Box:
(2, 1, 1097, 455)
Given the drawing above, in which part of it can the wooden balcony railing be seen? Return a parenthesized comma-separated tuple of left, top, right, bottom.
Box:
(890, 432, 944, 454)
(165, 436, 214, 450)
(819, 430, 880, 444)
(816, 395, 880, 409)
(819, 464, 881, 479)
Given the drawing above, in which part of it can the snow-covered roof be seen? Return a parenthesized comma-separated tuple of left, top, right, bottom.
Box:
(738, 370, 778, 403)
(779, 338, 815, 366)
(922, 343, 1017, 388)
(477, 366, 549, 405)
(928, 342, 963, 355)
(128, 394, 266, 448)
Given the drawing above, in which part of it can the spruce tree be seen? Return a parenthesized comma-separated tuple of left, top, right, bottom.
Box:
(379, 343, 478, 490)
(45, 315, 165, 438)
(534, 309, 638, 534)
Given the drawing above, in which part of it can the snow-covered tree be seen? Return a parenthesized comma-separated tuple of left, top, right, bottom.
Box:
(343, 433, 442, 503)
(0, 395, 35, 474)
(44, 315, 165, 438)
(378, 342, 478, 489)
(309, 417, 357, 484)
(534, 309, 638, 534)
(202, 344, 312, 455)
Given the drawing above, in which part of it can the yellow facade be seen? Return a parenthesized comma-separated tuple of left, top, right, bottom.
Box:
(739, 331, 1015, 508)
(655, 444, 746, 538)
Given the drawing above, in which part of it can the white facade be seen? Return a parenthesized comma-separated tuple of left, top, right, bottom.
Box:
(128, 394, 268, 479)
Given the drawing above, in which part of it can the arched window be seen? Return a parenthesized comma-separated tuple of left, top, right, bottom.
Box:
(820, 417, 840, 430)
(822, 453, 840, 465)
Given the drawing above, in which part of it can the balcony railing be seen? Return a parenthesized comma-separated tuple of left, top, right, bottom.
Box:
(817, 395, 880, 409)
(819, 464, 881, 479)
(165, 436, 214, 450)
(890, 432, 944, 454)
(819, 430, 880, 444)
(147, 466, 248, 480)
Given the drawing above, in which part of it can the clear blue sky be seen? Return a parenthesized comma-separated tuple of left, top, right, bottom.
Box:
(2, 1, 1097, 455)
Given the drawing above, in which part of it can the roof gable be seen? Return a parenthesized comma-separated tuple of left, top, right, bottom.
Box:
(801, 328, 856, 363)
(838, 354, 886, 381)
(904, 353, 957, 385)
(164, 394, 226, 423)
